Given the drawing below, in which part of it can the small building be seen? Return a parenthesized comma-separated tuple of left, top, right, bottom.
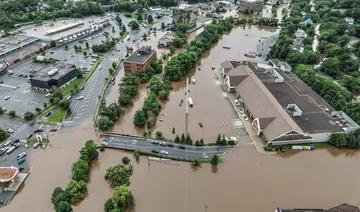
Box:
(30, 63, 78, 89)
(238, 0, 263, 13)
(0, 167, 19, 183)
(158, 32, 176, 48)
(295, 28, 307, 38)
(124, 46, 157, 74)
(345, 17, 355, 25)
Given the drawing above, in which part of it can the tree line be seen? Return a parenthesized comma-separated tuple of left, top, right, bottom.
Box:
(51, 140, 99, 212)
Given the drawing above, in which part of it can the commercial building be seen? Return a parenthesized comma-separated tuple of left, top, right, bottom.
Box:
(124, 46, 157, 74)
(221, 59, 360, 146)
(0, 35, 46, 65)
(30, 63, 79, 89)
(23, 17, 110, 45)
(238, 0, 263, 13)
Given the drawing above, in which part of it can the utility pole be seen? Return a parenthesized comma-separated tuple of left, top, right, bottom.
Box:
(185, 77, 189, 135)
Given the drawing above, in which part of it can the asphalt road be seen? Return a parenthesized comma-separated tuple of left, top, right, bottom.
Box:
(101, 135, 231, 161)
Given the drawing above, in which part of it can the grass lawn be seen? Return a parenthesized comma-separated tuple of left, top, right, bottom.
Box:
(60, 78, 84, 97)
(45, 109, 68, 124)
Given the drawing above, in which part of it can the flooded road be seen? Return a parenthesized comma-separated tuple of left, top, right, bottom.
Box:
(109, 25, 277, 143)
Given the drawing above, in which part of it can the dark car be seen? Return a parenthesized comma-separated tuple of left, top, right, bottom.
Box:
(166, 143, 174, 148)
(18, 167, 25, 171)
(26, 134, 33, 139)
(33, 129, 44, 133)
(151, 150, 159, 154)
(178, 146, 186, 150)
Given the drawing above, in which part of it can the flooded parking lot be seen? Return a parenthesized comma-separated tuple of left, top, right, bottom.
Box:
(109, 25, 277, 143)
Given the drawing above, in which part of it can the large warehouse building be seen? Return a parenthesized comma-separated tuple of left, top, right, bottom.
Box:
(30, 63, 79, 89)
(23, 17, 110, 45)
(221, 59, 360, 146)
(0, 35, 46, 65)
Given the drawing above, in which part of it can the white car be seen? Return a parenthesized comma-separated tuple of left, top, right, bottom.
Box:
(77, 96, 84, 100)
(151, 140, 159, 144)
(6, 128, 14, 133)
(4, 96, 10, 100)
(101, 141, 108, 146)
(160, 150, 168, 155)
(159, 141, 167, 146)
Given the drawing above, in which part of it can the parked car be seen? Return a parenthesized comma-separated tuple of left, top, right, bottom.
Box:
(160, 150, 169, 155)
(33, 142, 40, 149)
(17, 157, 26, 164)
(16, 152, 27, 160)
(77, 96, 84, 100)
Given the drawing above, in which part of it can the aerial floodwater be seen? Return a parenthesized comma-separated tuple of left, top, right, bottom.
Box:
(110, 25, 277, 143)
(5, 26, 360, 212)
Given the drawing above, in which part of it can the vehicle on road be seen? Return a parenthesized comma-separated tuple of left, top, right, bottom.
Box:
(178, 146, 186, 150)
(6, 146, 16, 154)
(4, 96, 11, 100)
(151, 140, 159, 144)
(18, 167, 25, 171)
(152, 150, 159, 153)
(159, 141, 167, 146)
(17, 157, 26, 164)
(160, 150, 169, 155)
(101, 142, 108, 146)
(166, 143, 174, 147)
(79, 86, 84, 90)
(33, 142, 40, 149)
(16, 152, 26, 160)
(77, 96, 84, 100)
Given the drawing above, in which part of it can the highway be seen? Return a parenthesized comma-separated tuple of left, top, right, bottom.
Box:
(101, 134, 232, 161)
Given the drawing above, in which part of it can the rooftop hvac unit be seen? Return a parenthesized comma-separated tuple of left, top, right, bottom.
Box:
(48, 68, 58, 76)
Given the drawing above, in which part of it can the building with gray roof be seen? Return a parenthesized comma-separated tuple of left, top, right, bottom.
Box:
(221, 59, 360, 146)
(30, 63, 79, 89)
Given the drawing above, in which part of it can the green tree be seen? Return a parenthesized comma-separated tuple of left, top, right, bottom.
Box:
(97, 116, 113, 131)
(23, 111, 34, 120)
(133, 151, 140, 162)
(329, 133, 347, 147)
(111, 185, 134, 209)
(211, 155, 219, 166)
(0, 128, 8, 143)
(180, 133, 186, 144)
(80, 140, 99, 163)
(118, 94, 133, 106)
(122, 156, 130, 165)
(52, 187, 70, 208)
(155, 131, 164, 140)
(8, 110, 16, 118)
(215, 134, 221, 145)
(134, 109, 146, 127)
(174, 135, 180, 143)
(72, 159, 90, 182)
(56, 201, 72, 212)
(104, 198, 115, 212)
(65, 180, 87, 204)
(191, 160, 201, 168)
(105, 164, 133, 187)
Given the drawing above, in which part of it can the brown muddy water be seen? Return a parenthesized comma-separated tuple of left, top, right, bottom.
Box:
(109, 25, 277, 143)
(5, 26, 360, 212)
(5, 122, 360, 212)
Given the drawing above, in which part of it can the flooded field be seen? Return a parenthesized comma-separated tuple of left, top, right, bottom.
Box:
(109, 25, 277, 143)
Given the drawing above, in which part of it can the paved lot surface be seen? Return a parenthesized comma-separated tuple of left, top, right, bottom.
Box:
(102, 134, 232, 161)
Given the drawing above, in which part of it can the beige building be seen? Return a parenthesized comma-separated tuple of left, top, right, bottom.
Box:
(221, 59, 360, 146)
(124, 46, 157, 74)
